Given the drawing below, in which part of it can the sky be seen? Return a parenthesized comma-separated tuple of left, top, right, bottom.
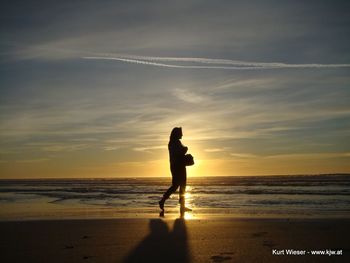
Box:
(0, 0, 350, 178)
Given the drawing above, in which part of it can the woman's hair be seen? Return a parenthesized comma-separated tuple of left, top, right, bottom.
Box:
(170, 127, 182, 141)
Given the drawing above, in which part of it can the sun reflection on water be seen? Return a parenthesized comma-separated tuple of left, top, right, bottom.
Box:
(183, 186, 195, 220)
(184, 186, 193, 208)
(183, 211, 194, 220)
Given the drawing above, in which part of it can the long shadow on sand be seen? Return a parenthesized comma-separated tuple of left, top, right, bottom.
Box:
(124, 218, 190, 263)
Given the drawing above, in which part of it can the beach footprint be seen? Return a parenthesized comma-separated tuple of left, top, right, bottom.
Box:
(251, 231, 268, 238)
(210, 252, 234, 262)
(83, 255, 96, 260)
(263, 240, 277, 248)
(64, 245, 74, 249)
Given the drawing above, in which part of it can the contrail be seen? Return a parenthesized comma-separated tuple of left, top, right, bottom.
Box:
(83, 56, 264, 70)
(83, 54, 350, 70)
(3, 41, 350, 69)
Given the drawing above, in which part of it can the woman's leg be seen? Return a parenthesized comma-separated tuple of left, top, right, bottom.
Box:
(159, 182, 179, 210)
(179, 172, 191, 213)
(164, 183, 179, 199)
(179, 170, 187, 205)
(179, 183, 186, 206)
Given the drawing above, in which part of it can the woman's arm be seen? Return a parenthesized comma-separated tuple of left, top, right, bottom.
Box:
(170, 140, 188, 158)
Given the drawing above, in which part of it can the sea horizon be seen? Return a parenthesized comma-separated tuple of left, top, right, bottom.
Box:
(1, 174, 349, 221)
(1, 173, 349, 180)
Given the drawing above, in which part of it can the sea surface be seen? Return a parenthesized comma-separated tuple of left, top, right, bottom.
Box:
(0, 175, 349, 220)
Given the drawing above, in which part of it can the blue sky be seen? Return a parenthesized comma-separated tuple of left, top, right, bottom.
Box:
(1, 0, 350, 178)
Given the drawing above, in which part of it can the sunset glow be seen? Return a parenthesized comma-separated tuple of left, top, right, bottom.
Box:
(1, 1, 349, 179)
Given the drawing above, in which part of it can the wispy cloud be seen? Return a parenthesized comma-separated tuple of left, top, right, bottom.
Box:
(103, 146, 122, 151)
(133, 145, 166, 152)
(205, 148, 225, 153)
(40, 144, 88, 152)
(172, 88, 207, 103)
(83, 54, 350, 70)
(16, 158, 49, 163)
(230, 153, 259, 159)
(264, 152, 350, 159)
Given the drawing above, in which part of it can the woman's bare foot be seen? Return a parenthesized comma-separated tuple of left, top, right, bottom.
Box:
(159, 200, 165, 210)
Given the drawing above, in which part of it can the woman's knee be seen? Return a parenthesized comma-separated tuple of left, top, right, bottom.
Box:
(170, 184, 179, 192)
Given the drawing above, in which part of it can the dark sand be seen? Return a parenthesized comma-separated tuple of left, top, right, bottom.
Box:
(1, 218, 349, 263)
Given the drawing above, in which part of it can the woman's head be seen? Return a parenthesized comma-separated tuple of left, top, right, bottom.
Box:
(170, 127, 183, 141)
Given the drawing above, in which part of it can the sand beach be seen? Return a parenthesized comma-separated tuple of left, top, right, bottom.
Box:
(1, 217, 349, 263)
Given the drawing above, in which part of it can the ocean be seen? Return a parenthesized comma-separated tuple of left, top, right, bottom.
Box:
(0, 175, 349, 220)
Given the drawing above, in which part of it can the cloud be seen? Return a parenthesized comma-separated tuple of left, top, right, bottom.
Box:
(83, 54, 350, 70)
(16, 158, 49, 163)
(103, 146, 122, 151)
(172, 88, 207, 103)
(39, 144, 88, 152)
(204, 148, 225, 153)
(133, 145, 166, 152)
(230, 153, 259, 159)
(264, 152, 350, 159)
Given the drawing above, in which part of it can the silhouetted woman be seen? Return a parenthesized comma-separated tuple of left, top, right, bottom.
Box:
(159, 127, 191, 214)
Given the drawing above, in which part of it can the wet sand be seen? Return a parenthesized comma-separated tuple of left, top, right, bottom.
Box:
(0, 217, 349, 262)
